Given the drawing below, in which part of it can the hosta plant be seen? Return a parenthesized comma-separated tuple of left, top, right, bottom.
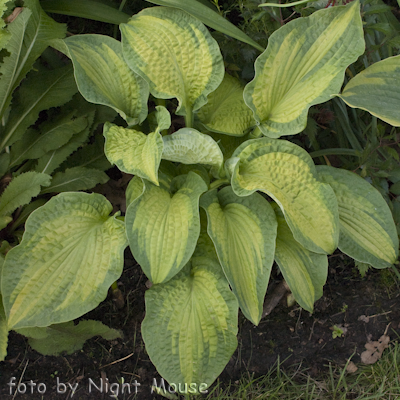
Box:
(1, 0, 400, 392)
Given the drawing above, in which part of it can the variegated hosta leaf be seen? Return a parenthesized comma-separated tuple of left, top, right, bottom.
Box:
(200, 187, 277, 325)
(0, 296, 7, 361)
(273, 205, 327, 312)
(142, 259, 238, 392)
(103, 122, 163, 185)
(244, 1, 364, 138)
(197, 74, 254, 136)
(120, 6, 224, 116)
(126, 176, 144, 208)
(1, 192, 127, 329)
(126, 172, 208, 284)
(230, 138, 339, 254)
(162, 128, 223, 169)
(317, 166, 399, 269)
(64, 34, 149, 126)
(340, 55, 400, 126)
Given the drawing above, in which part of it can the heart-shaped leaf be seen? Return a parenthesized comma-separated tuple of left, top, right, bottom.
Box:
(230, 138, 339, 254)
(244, 1, 364, 138)
(1, 192, 127, 329)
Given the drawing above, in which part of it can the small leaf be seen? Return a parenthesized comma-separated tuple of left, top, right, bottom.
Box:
(126, 172, 208, 284)
(142, 258, 238, 392)
(121, 6, 224, 115)
(0, 172, 51, 217)
(197, 74, 254, 136)
(162, 128, 223, 168)
(273, 205, 327, 312)
(244, 1, 364, 138)
(340, 55, 400, 126)
(16, 320, 122, 356)
(317, 165, 399, 268)
(201, 187, 277, 325)
(41, 167, 109, 194)
(0, 296, 8, 361)
(104, 122, 163, 185)
(230, 138, 339, 254)
(65, 34, 149, 125)
(1, 192, 127, 329)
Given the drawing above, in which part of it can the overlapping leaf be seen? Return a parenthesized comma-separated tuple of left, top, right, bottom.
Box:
(340, 55, 400, 126)
(273, 205, 327, 312)
(201, 187, 277, 325)
(229, 138, 339, 254)
(142, 259, 238, 392)
(126, 172, 207, 284)
(197, 74, 254, 136)
(1, 192, 127, 329)
(120, 6, 224, 116)
(317, 166, 399, 269)
(162, 128, 223, 169)
(0, 297, 7, 361)
(243, 1, 364, 138)
(64, 34, 149, 126)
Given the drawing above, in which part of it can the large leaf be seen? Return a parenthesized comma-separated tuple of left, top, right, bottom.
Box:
(104, 123, 163, 186)
(0, 297, 7, 361)
(142, 259, 238, 393)
(65, 34, 149, 126)
(273, 205, 327, 313)
(317, 166, 399, 269)
(162, 128, 223, 169)
(146, 0, 263, 51)
(340, 55, 400, 126)
(229, 138, 339, 254)
(0, 172, 51, 230)
(120, 6, 224, 117)
(126, 172, 207, 284)
(16, 320, 122, 356)
(243, 1, 364, 138)
(200, 187, 277, 325)
(0, 0, 66, 121)
(41, 167, 108, 194)
(197, 74, 254, 136)
(1, 65, 77, 149)
(1, 192, 127, 329)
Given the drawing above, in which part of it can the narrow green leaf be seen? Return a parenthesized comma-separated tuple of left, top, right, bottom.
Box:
(0, 0, 66, 120)
(145, 0, 263, 52)
(16, 320, 122, 356)
(0, 296, 8, 361)
(201, 187, 277, 325)
(197, 74, 254, 137)
(126, 172, 208, 284)
(104, 122, 163, 185)
(10, 111, 89, 167)
(340, 55, 400, 126)
(142, 259, 238, 392)
(273, 205, 327, 312)
(162, 128, 223, 169)
(41, 167, 108, 194)
(230, 138, 339, 254)
(40, 0, 130, 24)
(1, 65, 77, 149)
(65, 34, 149, 126)
(121, 6, 224, 116)
(2, 192, 127, 329)
(244, 1, 364, 138)
(317, 165, 399, 269)
(0, 172, 51, 218)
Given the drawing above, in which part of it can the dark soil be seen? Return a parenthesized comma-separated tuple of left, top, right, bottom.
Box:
(1, 248, 399, 400)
